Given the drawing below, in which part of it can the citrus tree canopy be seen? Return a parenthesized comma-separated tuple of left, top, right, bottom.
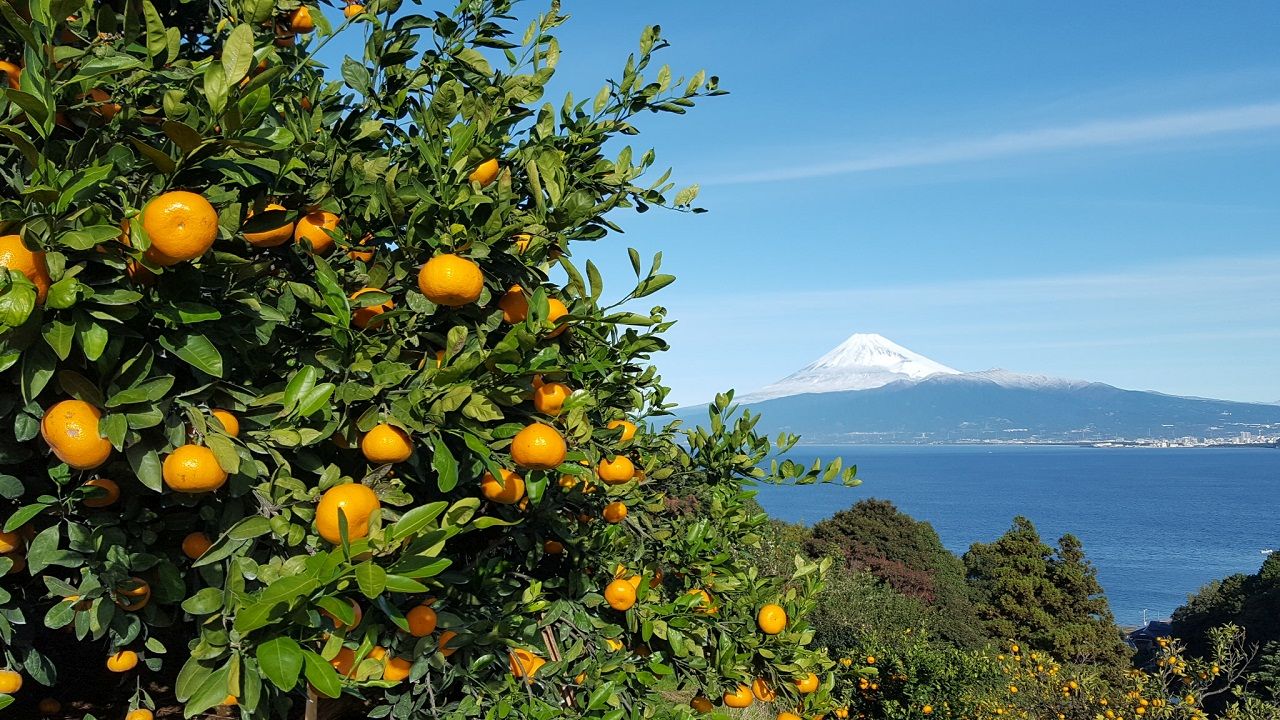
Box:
(0, 0, 855, 717)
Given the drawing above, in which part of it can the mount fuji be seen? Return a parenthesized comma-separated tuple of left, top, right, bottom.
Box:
(691, 333, 1280, 444)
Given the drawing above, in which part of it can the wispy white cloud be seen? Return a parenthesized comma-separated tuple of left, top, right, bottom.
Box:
(703, 102, 1280, 185)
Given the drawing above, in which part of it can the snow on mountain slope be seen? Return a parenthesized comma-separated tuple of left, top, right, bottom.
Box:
(740, 333, 960, 402)
(927, 368, 1095, 391)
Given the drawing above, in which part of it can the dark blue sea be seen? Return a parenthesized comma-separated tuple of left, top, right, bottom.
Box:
(752, 445, 1280, 627)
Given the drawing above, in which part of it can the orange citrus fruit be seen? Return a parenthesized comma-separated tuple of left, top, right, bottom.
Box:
(87, 88, 120, 119)
(604, 578, 637, 611)
(210, 408, 239, 437)
(602, 501, 627, 524)
(545, 297, 569, 337)
(293, 210, 339, 254)
(321, 599, 363, 630)
(543, 539, 564, 555)
(0, 61, 20, 89)
(497, 285, 528, 323)
(182, 532, 212, 560)
(437, 629, 458, 657)
(242, 203, 293, 247)
(0, 669, 20, 693)
(794, 672, 820, 694)
(752, 678, 777, 702)
(0, 233, 50, 304)
(757, 603, 787, 635)
(126, 710, 154, 720)
(361, 423, 412, 464)
(508, 648, 544, 681)
(417, 254, 483, 307)
(41, 399, 111, 470)
(597, 456, 635, 485)
(687, 588, 715, 614)
(510, 422, 567, 470)
(481, 468, 525, 505)
(532, 382, 571, 416)
(347, 233, 375, 262)
(141, 191, 219, 265)
(37, 697, 61, 715)
(382, 656, 411, 682)
(315, 483, 380, 543)
(0, 531, 19, 554)
(343, 4, 365, 19)
(406, 604, 437, 636)
(162, 444, 227, 493)
(689, 696, 712, 713)
(778, 713, 802, 720)
(468, 158, 500, 186)
(290, 6, 315, 33)
(350, 288, 394, 329)
(106, 650, 138, 672)
(723, 684, 754, 708)
(115, 577, 151, 611)
(329, 647, 356, 677)
(607, 419, 637, 442)
(82, 477, 119, 508)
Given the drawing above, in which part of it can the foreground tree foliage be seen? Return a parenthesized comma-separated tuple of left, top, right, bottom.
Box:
(0, 1, 857, 717)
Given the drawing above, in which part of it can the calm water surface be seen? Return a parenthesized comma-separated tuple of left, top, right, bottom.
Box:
(752, 445, 1280, 626)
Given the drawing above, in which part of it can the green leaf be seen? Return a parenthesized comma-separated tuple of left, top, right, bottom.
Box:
(205, 433, 240, 474)
(128, 137, 176, 175)
(388, 501, 448, 542)
(302, 651, 341, 698)
(5, 503, 49, 532)
(127, 445, 164, 492)
(25, 525, 60, 575)
(42, 320, 74, 360)
(204, 62, 229, 117)
(158, 333, 224, 377)
(182, 587, 224, 615)
(256, 637, 303, 692)
(105, 375, 175, 407)
(311, 257, 350, 328)
(221, 24, 255, 85)
(227, 516, 272, 540)
(432, 436, 459, 493)
(354, 562, 387, 599)
(454, 48, 492, 75)
(241, 0, 275, 23)
(141, 0, 168, 58)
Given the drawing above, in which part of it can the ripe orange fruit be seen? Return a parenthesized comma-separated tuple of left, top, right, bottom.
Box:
(220, 695, 238, 707)
(513, 233, 532, 254)
(182, 531, 212, 560)
(481, 468, 525, 505)
(82, 477, 120, 508)
(87, 88, 120, 119)
(510, 422, 567, 470)
(0, 531, 20, 554)
(115, 578, 151, 611)
(406, 604, 437, 636)
(468, 158, 500, 186)
(437, 629, 458, 657)
(347, 233, 375, 262)
(543, 539, 564, 555)
(242, 203, 294, 247)
(689, 696, 713, 713)
(106, 650, 139, 672)
(417, 254, 483, 307)
(162, 444, 227, 493)
(37, 697, 61, 715)
(508, 648, 544, 682)
(751, 678, 777, 702)
(329, 647, 356, 677)
(597, 456, 635, 485)
(0, 669, 21, 693)
(0, 233, 50, 304)
(321, 599, 363, 630)
(350, 288, 394, 329)
(794, 672, 820, 694)
(141, 191, 218, 266)
(315, 483, 381, 543)
(383, 655, 411, 682)
(757, 603, 787, 635)
(604, 578, 637, 611)
(293, 210, 339, 254)
(602, 501, 627, 523)
(545, 297, 569, 337)
(687, 588, 716, 614)
(0, 61, 20, 89)
(126, 710, 154, 720)
(498, 285, 528, 323)
(41, 399, 111, 470)
(607, 419, 637, 442)
(343, 3, 364, 19)
(778, 713, 802, 720)
(532, 382, 571, 416)
(210, 408, 239, 437)
(723, 684, 754, 708)
(290, 6, 315, 33)
(361, 423, 412, 464)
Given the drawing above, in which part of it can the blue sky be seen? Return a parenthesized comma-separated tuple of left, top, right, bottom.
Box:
(325, 2, 1280, 406)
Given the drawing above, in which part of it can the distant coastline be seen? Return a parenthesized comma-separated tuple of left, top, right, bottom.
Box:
(792, 439, 1279, 449)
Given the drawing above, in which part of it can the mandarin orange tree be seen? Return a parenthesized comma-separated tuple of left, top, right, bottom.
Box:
(0, 0, 856, 718)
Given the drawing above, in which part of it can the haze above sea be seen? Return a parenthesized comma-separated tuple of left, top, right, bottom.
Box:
(752, 445, 1280, 627)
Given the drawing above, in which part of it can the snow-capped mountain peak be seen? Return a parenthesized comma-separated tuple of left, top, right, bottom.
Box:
(740, 333, 960, 402)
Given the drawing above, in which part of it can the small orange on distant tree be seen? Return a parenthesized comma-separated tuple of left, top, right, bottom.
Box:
(382, 655, 411, 682)
(315, 484, 380, 544)
(141, 191, 219, 266)
(417, 254, 484, 307)
(0, 531, 19, 554)
(468, 158, 500, 186)
(545, 297, 569, 336)
(689, 696, 713, 713)
(37, 697, 61, 715)
(511, 422, 567, 470)
(343, 3, 365, 19)
(350, 288, 394, 329)
(289, 5, 315, 33)
(532, 381, 571, 416)
(182, 532, 212, 560)
(115, 577, 151, 611)
(241, 203, 293, 247)
(0, 60, 20, 89)
(498, 285, 528, 323)
(0, 233, 51, 304)
(106, 650, 139, 672)
(361, 423, 413, 464)
(81, 477, 119, 508)
(723, 684, 754, 708)
(0, 669, 21, 693)
(602, 501, 628, 523)
(794, 672, 820, 694)
(607, 419, 638, 442)
(293, 210, 339, 254)
(481, 469, 525, 505)
(543, 539, 564, 555)
(597, 456, 635, 485)
(757, 603, 788, 635)
(126, 710, 154, 720)
(210, 408, 239, 437)
(321, 599, 363, 630)
(41, 399, 112, 470)
(437, 630, 458, 657)
(162, 444, 227, 493)
(751, 677, 777, 702)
